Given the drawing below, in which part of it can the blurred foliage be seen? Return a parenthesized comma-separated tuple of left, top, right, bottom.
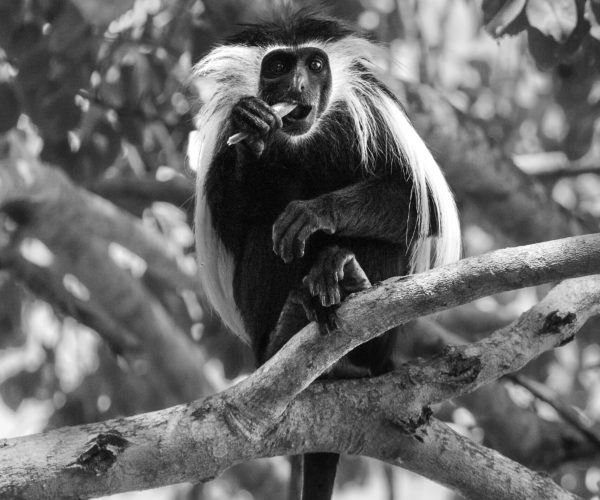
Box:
(1, 1, 600, 500)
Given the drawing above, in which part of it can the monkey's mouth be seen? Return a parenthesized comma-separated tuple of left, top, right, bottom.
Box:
(284, 104, 313, 122)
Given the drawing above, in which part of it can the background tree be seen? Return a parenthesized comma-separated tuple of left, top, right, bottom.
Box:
(1, 0, 600, 499)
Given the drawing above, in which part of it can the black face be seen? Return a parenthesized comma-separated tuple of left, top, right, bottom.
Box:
(259, 47, 331, 136)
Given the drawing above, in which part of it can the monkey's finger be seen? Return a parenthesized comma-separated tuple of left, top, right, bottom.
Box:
(280, 219, 305, 262)
(328, 284, 341, 306)
(232, 106, 271, 136)
(243, 96, 276, 118)
(303, 272, 320, 296)
(326, 310, 340, 332)
(313, 277, 322, 298)
(244, 98, 282, 132)
(293, 221, 317, 258)
(322, 286, 340, 307)
(323, 263, 340, 305)
(272, 210, 300, 256)
(330, 250, 346, 280)
(318, 271, 333, 306)
(275, 214, 307, 262)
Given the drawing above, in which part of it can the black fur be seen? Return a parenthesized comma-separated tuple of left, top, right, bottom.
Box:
(203, 14, 437, 500)
(226, 10, 355, 48)
(205, 103, 426, 500)
(205, 102, 424, 361)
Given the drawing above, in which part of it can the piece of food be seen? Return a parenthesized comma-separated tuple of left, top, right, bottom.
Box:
(226, 102, 298, 146)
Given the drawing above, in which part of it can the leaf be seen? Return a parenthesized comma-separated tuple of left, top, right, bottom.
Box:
(484, 0, 527, 37)
(482, 0, 507, 24)
(527, 27, 561, 69)
(527, 0, 589, 69)
(588, 0, 600, 40)
(526, 0, 577, 42)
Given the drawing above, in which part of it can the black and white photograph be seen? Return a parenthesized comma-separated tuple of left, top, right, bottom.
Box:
(1, 1, 600, 499)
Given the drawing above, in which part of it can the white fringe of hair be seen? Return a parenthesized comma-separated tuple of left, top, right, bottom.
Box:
(189, 36, 461, 342)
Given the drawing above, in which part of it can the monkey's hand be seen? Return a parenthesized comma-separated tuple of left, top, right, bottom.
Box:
(230, 97, 282, 157)
(272, 198, 336, 263)
(299, 246, 371, 334)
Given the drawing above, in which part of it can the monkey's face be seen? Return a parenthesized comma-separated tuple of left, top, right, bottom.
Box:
(259, 47, 331, 136)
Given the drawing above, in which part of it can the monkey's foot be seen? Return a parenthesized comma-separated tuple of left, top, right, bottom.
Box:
(304, 246, 371, 304)
(288, 289, 339, 335)
(300, 246, 371, 334)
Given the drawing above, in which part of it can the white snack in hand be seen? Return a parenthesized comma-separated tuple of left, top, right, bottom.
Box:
(226, 102, 298, 146)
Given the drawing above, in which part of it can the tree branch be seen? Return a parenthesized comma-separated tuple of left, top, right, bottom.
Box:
(231, 234, 600, 424)
(461, 383, 600, 470)
(2, 236, 600, 499)
(507, 373, 600, 450)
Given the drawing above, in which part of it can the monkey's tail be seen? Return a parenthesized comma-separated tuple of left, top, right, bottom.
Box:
(302, 452, 339, 500)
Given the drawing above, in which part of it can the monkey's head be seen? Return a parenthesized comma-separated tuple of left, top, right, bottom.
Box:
(259, 47, 331, 136)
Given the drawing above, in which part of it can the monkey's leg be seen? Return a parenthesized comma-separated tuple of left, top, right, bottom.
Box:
(264, 246, 371, 353)
(301, 249, 371, 500)
(262, 291, 310, 362)
(302, 245, 371, 335)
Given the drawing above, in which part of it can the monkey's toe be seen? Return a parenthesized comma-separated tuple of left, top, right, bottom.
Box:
(289, 289, 340, 334)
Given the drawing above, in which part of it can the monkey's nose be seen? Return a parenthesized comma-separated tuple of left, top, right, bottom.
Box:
(292, 68, 308, 92)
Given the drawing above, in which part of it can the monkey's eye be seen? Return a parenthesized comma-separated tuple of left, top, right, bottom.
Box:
(270, 60, 287, 75)
(308, 57, 324, 73)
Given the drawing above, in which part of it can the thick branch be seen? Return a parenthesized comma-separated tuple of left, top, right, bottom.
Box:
(402, 317, 600, 469)
(2, 238, 600, 499)
(0, 366, 582, 499)
(0, 375, 582, 500)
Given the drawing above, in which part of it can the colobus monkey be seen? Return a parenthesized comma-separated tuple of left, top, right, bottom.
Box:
(190, 11, 460, 500)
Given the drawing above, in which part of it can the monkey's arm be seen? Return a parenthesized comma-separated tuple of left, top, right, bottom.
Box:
(272, 177, 435, 263)
(206, 97, 287, 255)
(204, 145, 258, 256)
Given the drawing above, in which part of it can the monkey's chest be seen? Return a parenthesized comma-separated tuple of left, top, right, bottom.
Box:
(232, 224, 306, 347)
(241, 169, 302, 222)
(242, 166, 341, 224)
